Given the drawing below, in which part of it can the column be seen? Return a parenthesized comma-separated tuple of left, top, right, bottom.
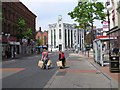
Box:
(52, 29, 54, 49)
(70, 29, 71, 48)
(66, 29, 68, 49)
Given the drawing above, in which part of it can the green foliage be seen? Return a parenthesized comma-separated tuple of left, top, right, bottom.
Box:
(17, 17, 32, 39)
(22, 28, 32, 39)
(37, 39, 43, 46)
(68, 1, 106, 29)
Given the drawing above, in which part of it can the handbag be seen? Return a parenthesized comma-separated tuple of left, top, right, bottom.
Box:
(56, 61, 62, 67)
(47, 60, 51, 66)
(38, 60, 44, 68)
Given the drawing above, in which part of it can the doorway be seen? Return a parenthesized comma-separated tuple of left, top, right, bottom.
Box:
(59, 44, 62, 51)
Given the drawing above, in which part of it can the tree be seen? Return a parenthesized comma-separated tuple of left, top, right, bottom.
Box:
(17, 17, 32, 40)
(22, 28, 32, 39)
(17, 17, 26, 39)
(68, 1, 106, 45)
(37, 38, 43, 46)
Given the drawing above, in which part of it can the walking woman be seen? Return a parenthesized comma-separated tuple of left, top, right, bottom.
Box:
(41, 49, 49, 69)
(59, 50, 66, 68)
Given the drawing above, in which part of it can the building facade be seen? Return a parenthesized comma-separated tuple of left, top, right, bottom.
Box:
(2, 2, 36, 59)
(36, 27, 48, 46)
(48, 16, 84, 52)
(117, 0, 120, 49)
(106, 0, 120, 49)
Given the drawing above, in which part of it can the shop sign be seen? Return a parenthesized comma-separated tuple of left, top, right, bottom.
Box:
(102, 21, 108, 31)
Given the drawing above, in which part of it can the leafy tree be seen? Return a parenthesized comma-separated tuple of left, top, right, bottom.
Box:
(22, 28, 32, 39)
(68, 1, 106, 45)
(37, 39, 43, 46)
(17, 17, 32, 40)
(17, 17, 26, 39)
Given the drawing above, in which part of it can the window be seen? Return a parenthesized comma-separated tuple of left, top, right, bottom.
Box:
(44, 36, 46, 45)
(68, 29, 70, 47)
(59, 24, 61, 27)
(54, 29, 56, 47)
(65, 29, 67, 48)
(59, 29, 61, 39)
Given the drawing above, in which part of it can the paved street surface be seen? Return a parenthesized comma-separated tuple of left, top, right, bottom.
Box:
(44, 53, 119, 89)
(1, 51, 119, 89)
(1, 52, 69, 88)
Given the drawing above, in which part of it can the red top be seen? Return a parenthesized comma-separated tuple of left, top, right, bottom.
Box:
(42, 52, 49, 60)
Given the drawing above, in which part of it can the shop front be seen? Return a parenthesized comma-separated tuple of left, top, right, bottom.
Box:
(2, 36, 20, 59)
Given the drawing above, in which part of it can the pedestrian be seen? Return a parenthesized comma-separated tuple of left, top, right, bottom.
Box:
(41, 49, 49, 69)
(58, 50, 66, 69)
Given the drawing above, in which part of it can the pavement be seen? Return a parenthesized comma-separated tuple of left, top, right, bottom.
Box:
(44, 52, 119, 89)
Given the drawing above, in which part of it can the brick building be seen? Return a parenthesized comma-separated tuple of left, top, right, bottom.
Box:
(36, 27, 48, 46)
(2, 2, 36, 59)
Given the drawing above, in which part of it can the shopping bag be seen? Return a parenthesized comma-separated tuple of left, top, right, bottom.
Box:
(38, 60, 44, 68)
(47, 60, 51, 66)
(56, 61, 62, 67)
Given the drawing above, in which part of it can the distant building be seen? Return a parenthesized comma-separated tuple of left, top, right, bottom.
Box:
(48, 15, 84, 51)
(2, 2, 36, 59)
(36, 27, 48, 46)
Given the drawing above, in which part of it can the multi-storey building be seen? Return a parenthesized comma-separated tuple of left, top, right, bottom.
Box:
(106, 0, 120, 49)
(36, 27, 48, 46)
(48, 16, 84, 51)
(2, 2, 36, 59)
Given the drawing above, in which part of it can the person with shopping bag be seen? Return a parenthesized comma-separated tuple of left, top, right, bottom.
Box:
(57, 50, 66, 69)
(41, 49, 49, 69)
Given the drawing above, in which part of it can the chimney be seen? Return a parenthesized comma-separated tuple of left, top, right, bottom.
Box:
(39, 27, 41, 32)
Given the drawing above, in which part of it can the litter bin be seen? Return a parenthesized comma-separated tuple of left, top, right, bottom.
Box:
(109, 56, 119, 73)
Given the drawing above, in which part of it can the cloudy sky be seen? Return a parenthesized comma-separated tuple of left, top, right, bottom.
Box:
(20, 0, 105, 31)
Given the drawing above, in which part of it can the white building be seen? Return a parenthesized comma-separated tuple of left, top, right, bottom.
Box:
(48, 16, 84, 51)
